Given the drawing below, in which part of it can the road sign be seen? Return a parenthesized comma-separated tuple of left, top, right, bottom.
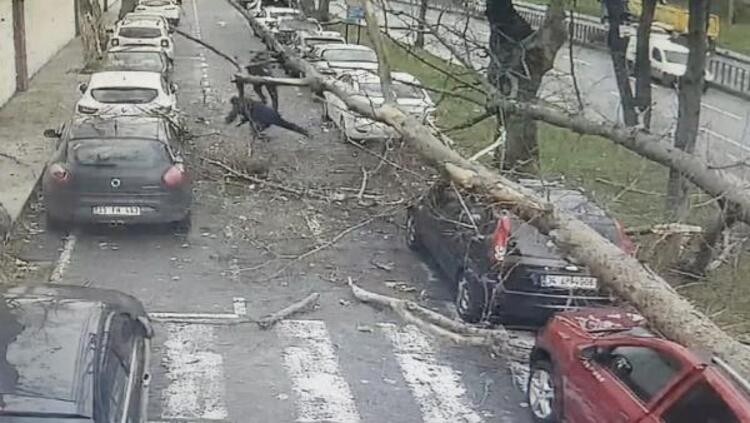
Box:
(346, 5, 365, 23)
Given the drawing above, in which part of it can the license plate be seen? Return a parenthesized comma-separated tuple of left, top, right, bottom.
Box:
(92, 206, 141, 216)
(541, 275, 598, 290)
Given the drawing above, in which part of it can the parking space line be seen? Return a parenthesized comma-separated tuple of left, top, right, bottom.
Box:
(702, 102, 742, 121)
(161, 324, 229, 420)
(49, 233, 77, 282)
(700, 127, 748, 152)
(277, 320, 362, 423)
(382, 324, 483, 423)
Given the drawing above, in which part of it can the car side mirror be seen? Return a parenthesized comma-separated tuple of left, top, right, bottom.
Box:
(579, 346, 601, 361)
(43, 128, 60, 138)
(77, 82, 88, 94)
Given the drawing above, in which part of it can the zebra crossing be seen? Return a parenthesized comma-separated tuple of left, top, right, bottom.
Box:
(147, 318, 530, 423)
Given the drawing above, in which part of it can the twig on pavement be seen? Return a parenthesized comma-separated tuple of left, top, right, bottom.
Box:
(255, 293, 320, 329)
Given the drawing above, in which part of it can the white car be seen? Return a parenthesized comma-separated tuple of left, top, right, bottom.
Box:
(111, 18, 175, 61)
(75, 71, 178, 117)
(294, 30, 346, 56)
(255, 6, 302, 32)
(135, 0, 182, 26)
(309, 44, 378, 75)
(323, 71, 435, 142)
(121, 12, 173, 33)
(626, 32, 714, 89)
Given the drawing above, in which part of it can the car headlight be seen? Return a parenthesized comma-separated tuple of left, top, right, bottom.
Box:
(77, 105, 98, 114)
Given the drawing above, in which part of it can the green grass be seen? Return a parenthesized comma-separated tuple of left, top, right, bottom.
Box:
(718, 22, 750, 55)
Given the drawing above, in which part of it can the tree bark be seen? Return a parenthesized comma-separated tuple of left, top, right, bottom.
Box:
(634, 0, 656, 129)
(230, 0, 750, 378)
(317, 0, 331, 21)
(415, 0, 428, 48)
(364, 0, 394, 103)
(485, 0, 566, 176)
(665, 0, 710, 221)
(603, 0, 638, 126)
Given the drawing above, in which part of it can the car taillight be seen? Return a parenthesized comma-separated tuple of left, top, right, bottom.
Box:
(111, 38, 119, 46)
(491, 215, 512, 263)
(163, 164, 187, 189)
(615, 220, 637, 256)
(48, 163, 71, 185)
(161, 39, 169, 47)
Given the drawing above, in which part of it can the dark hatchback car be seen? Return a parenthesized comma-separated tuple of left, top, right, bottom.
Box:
(42, 116, 192, 228)
(0, 284, 153, 422)
(103, 47, 173, 83)
(406, 180, 635, 326)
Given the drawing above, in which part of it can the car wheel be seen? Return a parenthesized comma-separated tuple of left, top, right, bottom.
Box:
(455, 271, 486, 323)
(527, 359, 559, 423)
(405, 209, 421, 250)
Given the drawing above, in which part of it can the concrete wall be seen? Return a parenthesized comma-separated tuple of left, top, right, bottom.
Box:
(0, 0, 15, 107)
(24, 0, 76, 78)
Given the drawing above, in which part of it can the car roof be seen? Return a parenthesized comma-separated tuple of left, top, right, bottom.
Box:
(88, 71, 163, 88)
(69, 115, 174, 142)
(119, 18, 165, 28)
(122, 13, 166, 23)
(651, 36, 689, 52)
(0, 284, 148, 417)
(317, 43, 374, 52)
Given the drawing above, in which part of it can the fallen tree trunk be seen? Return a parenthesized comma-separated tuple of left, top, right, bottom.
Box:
(226, 0, 750, 376)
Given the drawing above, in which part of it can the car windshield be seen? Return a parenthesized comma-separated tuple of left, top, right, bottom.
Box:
(90, 88, 159, 104)
(119, 27, 161, 38)
(72, 139, 169, 168)
(306, 38, 344, 47)
(664, 50, 689, 65)
(270, 11, 299, 19)
(322, 49, 377, 63)
(143, 0, 170, 5)
(104, 52, 163, 72)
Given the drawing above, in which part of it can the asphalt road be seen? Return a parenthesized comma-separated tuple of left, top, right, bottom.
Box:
(13, 0, 533, 422)
(333, 0, 750, 179)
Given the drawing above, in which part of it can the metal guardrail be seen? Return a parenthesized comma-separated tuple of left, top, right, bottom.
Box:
(389, 0, 750, 100)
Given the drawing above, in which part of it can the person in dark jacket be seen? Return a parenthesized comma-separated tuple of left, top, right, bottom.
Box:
(246, 51, 279, 111)
(225, 95, 308, 137)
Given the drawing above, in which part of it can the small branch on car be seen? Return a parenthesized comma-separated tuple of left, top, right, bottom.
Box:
(174, 28, 242, 70)
(256, 293, 321, 329)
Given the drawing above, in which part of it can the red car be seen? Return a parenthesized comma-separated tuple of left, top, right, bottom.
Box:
(527, 308, 750, 423)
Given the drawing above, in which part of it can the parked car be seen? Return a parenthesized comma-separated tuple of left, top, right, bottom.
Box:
(626, 31, 714, 89)
(293, 30, 346, 56)
(255, 6, 302, 32)
(308, 43, 379, 75)
(75, 71, 178, 117)
(135, 0, 182, 26)
(406, 179, 636, 325)
(0, 283, 153, 422)
(273, 17, 322, 44)
(121, 12, 174, 33)
(102, 46, 173, 82)
(42, 116, 192, 228)
(323, 71, 435, 142)
(527, 307, 750, 422)
(111, 18, 175, 60)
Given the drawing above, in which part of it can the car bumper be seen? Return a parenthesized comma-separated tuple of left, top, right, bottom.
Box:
(45, 192, 191, 225)
(491, 284, 612, 326)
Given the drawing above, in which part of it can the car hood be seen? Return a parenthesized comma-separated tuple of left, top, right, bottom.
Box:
(557, 307, 646, 333)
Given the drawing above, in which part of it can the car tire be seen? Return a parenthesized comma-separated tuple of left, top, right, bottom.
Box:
(527, 359, 560, 423)
(173, 212, 192, 233)
(405, 209, 421, 250)
(455, 271, 486, 323)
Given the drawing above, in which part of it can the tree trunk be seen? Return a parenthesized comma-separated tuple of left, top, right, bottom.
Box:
(119, 0, 136, 20)
(299, 0, 316, 16)
(486, 0, 566, 176)
(634, 0, 656, 129)
(604, 0, 638, 126)
(364, 0, 394, 103)
(415, 0, 428, 48)
(231, 0, 750, 378)
(316, 0, 331, 21)
(665, 0, 710, 221)
(690, 205, 737, 276)
(78, 0, 105, 69)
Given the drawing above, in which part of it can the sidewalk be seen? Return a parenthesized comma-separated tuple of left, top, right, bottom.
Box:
(0, 2, 121, 231)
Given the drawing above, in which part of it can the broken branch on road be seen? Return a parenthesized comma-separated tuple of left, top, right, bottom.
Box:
(256, 293, 320, 329)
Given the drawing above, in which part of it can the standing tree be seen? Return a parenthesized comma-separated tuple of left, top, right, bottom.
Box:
(414, 0, 428, 48)
(603, 0, 638, 126)
(486, 0, 566, 176)
(633, 0, 657, 128)
(665, 0, 710, 221)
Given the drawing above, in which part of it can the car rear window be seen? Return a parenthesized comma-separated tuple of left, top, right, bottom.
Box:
(104, 52, 163, 72)
(306, 38, 344, 47)
(119, 27, 161, 38)
(322, 49, 377, 63)
(144, 0, 170, 5)
(71, 139, 169, 168)
(91, 88, 159, 104)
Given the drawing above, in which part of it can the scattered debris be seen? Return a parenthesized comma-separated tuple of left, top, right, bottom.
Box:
(384, 281, 416, 293)
(255, 292, 321, 329)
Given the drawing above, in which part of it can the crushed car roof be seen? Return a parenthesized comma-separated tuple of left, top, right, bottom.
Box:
(87, 71, 164, 89)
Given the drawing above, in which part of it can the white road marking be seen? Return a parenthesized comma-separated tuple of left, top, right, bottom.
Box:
(382, 324, 483, 423)
(232, 297, 247, 316)
(700, 127, 748, 152)
(150, 312, 240, 320)
(161, 324, 229, 420)
(277, 320, 361, 423)
(559, 53, 590, 66)
(702, 102, 742, 121)
(49, 233, 77, 282)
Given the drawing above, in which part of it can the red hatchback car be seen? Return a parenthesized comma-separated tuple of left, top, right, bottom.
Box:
(528, 308, 750, 423)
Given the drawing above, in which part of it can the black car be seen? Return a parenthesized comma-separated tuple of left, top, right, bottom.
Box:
(103, 47, 174, 82)
(42, 116, 192, 228)
(0, 284, 153, 422)
(406, 179, 636, 326)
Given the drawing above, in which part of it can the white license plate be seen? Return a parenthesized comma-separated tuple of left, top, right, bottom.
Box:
(541, 275, 598, 290)
(92, 206, 141, 216)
